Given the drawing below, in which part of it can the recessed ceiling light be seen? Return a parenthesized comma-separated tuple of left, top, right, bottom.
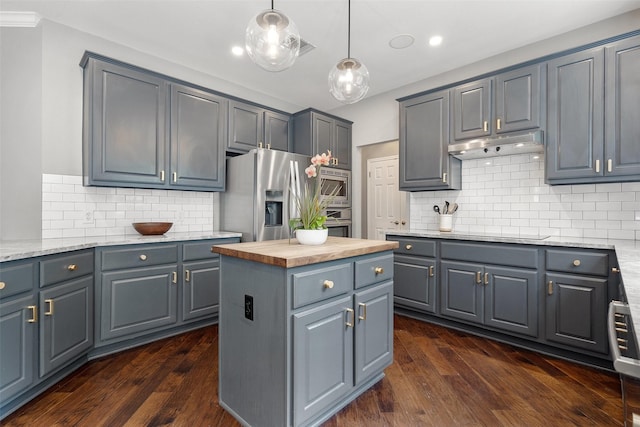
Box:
(389, 34, 415, 49)
(429, 35, 443, 47)
(231, 46, 244, 56)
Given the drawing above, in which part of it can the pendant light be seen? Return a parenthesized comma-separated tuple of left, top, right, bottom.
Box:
(245, 0, 300, 72)
(328, 0, 370, 104)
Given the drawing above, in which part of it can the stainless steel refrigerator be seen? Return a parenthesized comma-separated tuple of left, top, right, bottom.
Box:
(220, 149, 310, 242)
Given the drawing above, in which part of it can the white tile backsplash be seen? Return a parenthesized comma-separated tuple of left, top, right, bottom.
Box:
(42, 174, 218, 238)
(410, 154, 640, 240)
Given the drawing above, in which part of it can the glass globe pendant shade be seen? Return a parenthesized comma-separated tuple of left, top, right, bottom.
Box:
(328, 57, 370, 104)
(245, 9, 300, 72)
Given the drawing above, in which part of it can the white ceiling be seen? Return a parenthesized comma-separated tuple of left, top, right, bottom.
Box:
(3, 0, 640, 111)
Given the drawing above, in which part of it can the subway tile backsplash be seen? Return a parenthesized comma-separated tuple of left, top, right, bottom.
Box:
(410, 154, 640, 240)
(42, 174, 217, 239)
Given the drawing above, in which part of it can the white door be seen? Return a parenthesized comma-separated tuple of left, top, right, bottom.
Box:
(367, 155, 408, 240)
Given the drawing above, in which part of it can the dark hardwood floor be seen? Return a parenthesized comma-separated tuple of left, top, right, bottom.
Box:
(3, 315, 623, 426)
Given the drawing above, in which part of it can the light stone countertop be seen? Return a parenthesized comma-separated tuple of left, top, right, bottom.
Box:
(386, 230, 640, 349)
(0, 231, 242, 262)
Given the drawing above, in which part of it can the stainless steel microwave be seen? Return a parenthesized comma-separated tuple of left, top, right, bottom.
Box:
(319, 168, 350, 207)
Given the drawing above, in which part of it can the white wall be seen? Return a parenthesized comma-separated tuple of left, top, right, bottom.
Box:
(329, 9, 640, 238)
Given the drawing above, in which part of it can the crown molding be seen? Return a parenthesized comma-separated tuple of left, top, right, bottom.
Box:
(0, 11, 41, 28)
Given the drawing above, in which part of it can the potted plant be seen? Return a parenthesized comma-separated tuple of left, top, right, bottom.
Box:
(289, 151, 339, 245)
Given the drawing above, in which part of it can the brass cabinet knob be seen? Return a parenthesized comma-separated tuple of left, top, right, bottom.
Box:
(67, 264, 78, 271)
(374, 267, 384, 275)
(139, 254, 147, 261)
(572, 259, 581, 267)
(323, 280, 334, 289)
(405, 244, 412, 250)
(0, 281, 5, 290)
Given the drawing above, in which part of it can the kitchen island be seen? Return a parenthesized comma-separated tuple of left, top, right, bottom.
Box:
(212, 237, 398, 427)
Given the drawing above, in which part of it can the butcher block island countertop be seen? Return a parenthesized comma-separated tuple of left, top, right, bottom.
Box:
(211, 236, 399, 268)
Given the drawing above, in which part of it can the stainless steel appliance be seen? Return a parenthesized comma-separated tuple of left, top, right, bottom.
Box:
(325, 207, 352, 237)
(319, 167, 350, 207)
(448, 130, 544, 159)
(220, 149, 310, 242)
(608, 300, 640, 426)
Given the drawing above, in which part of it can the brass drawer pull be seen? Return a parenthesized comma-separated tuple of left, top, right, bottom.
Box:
(323, 280, 334, 289)
(185, 270, 191, 282)
(172, 172, 177, 183)
(476, 272, 482, 284)
(0, 281, 5, 290)
(345, 308, 354, 327)
(547, 280, 553, 295)
(405, 244, 412, 250)
(374, 267, 384, 275)
(139, 254, 147, 261)
(496, 118, 502, 130)
(595, 160, 600, 173)
(358, 303, 367, 321)
(483, 120, 488, 132)
(612, 267, 620, 273)
(28, 305, 38, 323)
(160, 170, 165, 181)
(484, 272, 489, 285)
(45, 299, 54, 316)
(429, 265, 434, 277)
(572, 259, 581, 267)
(67, 264, 78, 271)
(172, 272, 177, 284)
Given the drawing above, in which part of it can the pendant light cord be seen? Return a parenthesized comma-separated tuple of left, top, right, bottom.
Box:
(347, 0, 351, 59)
(271, 0, 274, 10)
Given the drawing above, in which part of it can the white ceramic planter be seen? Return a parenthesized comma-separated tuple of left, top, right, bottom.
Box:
(295, 228, 329, 245)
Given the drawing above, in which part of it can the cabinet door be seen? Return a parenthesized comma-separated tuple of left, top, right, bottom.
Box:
(293, 296, 353, 426)
(393, 255, 436, 313)
(0, 295, 36, 403)
(100, 265, 177, 342)
(39, 276, 93, 377)
(333, 120, 352, 169)
(495, 64, 542, 134)
(312, 112, 333, 154)
(264, 110, 290, 152)
(354, 282, 393, 385)
(452, 78, 492, 140)
(545, 273, 608, 354)
(170, 84, 227, 190)
(181, 259, 219, 322)
(228, 100, 264, 153)
(546, 47, 605, 182)
(605, 36, 640, 178)
(440, 260, 483, 324)
(484, 266, 538, 337)
(88, 60, 167, 187)
(399, 90, 459, 190)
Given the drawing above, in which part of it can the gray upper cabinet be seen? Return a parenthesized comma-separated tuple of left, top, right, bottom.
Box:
(546, 47, 605, 182)
(171, 84, 227, 190)
(83, 57, 167, 188)
(547, 35, 640, 184)
(228, 100, 291, 154)
(605, 35, 640, 178)
(399, 90, 461, 190)
(452, 64, 543, 141)
(81, 53, 227, 191)
(292, 109, 352, 169)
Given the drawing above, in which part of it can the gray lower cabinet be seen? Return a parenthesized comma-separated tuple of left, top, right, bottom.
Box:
(391, 237, 437, 313)
(398, 90, 461, 190)
(219, 252, 393, 427)
(81, 53, 227, 191)
(292, 109, 352, 169)
(228, 100, 290, 153)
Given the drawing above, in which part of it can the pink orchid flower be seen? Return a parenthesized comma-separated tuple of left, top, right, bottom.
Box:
(305, 165, 317, 178)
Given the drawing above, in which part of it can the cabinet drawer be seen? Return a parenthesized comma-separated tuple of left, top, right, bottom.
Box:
(100, 244, 178, 271)
(388, 236, 436, 257)
(355, 254, 394, 289)
(546, 249, 609, 277)
(292, 262, 353, 309)
(441, 241, 538, 268)
(182, 238, 238, 262)
(0, 260, 36, 299)
(40, 250, 94, 287)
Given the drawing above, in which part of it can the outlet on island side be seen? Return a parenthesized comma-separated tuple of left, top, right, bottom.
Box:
(244, 295, 254, 321)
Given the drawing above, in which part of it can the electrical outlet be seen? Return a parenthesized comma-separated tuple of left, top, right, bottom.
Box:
(244, 295, 254, 321)
(83, 210, 94, 225)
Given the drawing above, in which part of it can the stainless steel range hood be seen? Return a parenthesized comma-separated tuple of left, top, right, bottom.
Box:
(448, 130, 544, 160)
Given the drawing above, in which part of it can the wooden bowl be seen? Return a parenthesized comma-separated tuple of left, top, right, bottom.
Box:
(132, 222, 173, 235)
